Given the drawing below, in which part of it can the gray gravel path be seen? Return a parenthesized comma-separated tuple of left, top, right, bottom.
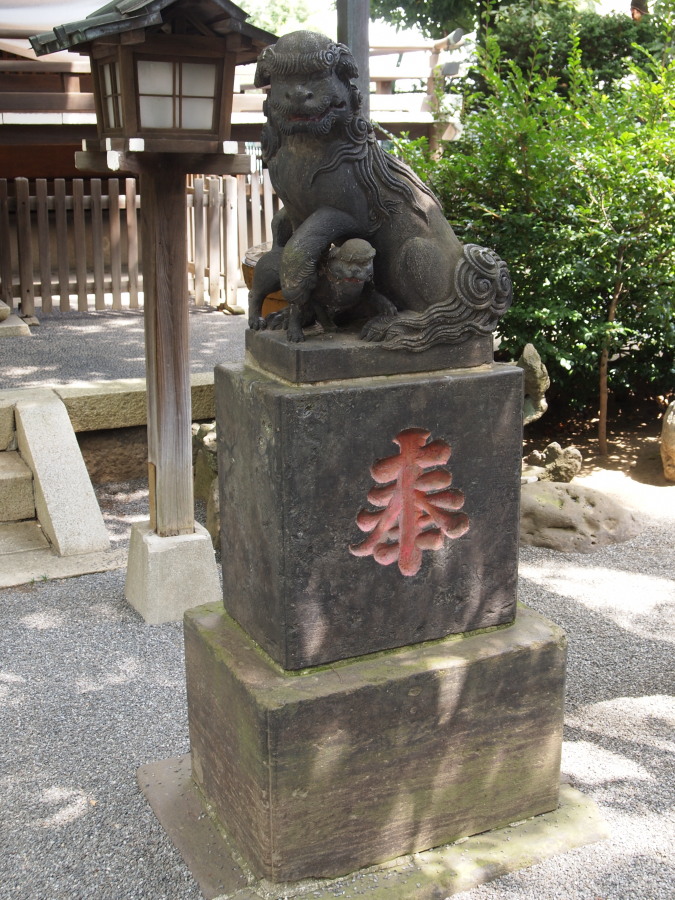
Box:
(2, 311, 674, 899)
(2, 307, 247, 388)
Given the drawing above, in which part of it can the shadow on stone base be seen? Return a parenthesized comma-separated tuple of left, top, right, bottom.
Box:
(138, 754, 608, 900)
(182, 603, 567, 882)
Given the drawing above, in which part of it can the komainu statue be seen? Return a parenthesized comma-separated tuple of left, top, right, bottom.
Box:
(248, 31, 512, 349)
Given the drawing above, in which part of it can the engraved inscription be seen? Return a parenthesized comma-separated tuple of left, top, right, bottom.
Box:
(350, 428, 469, 576)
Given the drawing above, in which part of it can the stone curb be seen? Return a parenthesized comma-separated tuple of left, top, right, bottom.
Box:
(0, 373, 215, 435)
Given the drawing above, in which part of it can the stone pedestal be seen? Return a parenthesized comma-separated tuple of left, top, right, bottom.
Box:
(185, 602, 566, 883)
(165, 330, 571, 890)
(125, 520, 221, 624)
(216, 333, 523, 669)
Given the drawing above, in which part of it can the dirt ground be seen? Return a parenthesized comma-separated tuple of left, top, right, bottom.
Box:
(522, 400, 675, 530)
(524, 401, 671, 484)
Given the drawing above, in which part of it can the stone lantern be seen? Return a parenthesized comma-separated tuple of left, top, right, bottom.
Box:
(31, 0, 276, 622)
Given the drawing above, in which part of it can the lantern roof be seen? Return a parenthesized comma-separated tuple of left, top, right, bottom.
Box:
(30, 0, 275, 61)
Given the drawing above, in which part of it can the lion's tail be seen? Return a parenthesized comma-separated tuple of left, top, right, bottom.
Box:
(370, 245, 513, 352)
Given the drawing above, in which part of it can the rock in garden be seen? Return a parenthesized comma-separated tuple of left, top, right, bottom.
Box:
(524, 442, 583, 483)
(661, 400, 675, 482)
(206, 477, 220, 549)
(193, 423, 218, 500)
(0, 300, 10, 322)
(520, 481, 641, 552)
(517, 343, 550, 425)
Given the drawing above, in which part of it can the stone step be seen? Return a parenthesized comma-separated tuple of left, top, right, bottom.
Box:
(0, 520, 49, 555)
(0, 451, 35, 523)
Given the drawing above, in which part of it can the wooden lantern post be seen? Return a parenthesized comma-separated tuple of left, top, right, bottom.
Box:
(140, 156, 192, 535)
(31, 0, 275, 540)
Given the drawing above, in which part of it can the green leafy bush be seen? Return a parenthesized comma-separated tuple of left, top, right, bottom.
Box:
(487, 3, 658, 93)
(394, 19, 675, 444)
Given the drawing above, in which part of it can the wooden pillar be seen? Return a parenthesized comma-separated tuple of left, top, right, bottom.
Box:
(337, 0, 370, 119)
(140, 157, 194, 537)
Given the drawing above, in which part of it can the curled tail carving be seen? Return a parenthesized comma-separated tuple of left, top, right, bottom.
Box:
(362, 245, 513, 351)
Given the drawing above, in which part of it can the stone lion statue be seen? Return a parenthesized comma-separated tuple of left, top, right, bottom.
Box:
(248, 31, 512, 349)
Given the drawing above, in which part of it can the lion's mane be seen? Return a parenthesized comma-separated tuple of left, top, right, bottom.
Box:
(255, 37, 441, 230)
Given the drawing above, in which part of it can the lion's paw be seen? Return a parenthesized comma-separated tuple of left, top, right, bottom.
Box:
(360, 315, 396, 342)
(287, 327, 305, 343)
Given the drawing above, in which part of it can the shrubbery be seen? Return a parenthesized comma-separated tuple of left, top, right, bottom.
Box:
(394, 10, 675, 448)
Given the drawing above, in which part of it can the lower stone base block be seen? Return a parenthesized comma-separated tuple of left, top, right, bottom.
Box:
(138, 756, 607, 900)
(184, 603, 567, 883)
(125, 520, 221, 624)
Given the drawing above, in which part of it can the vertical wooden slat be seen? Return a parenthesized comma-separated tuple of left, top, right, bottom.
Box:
(109, 178, 122, 309)
(16, 178, 35, 317)
(73, 179, 88, 311)
(186, 180, 194, 301)
(91, 179, 105, 309)
(36, 179, 53, 314)
(54, 179, 70, 311)
(262, 169, 275, 243)
(0, 180, 14, 309)
(207, 176, 221, 307)
(193, 178, 205, 306)
(237, 174, 248, 260)
(126, 178, 139, 308)
(250, 171, 262, 248)
(224, 175, 240, 311)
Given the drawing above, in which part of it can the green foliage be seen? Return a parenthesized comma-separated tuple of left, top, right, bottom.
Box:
(245, 0, 310, 35)
(488, 2, 659, 93)
(393, 21, 675, 408)
(370, 0, 481, 37)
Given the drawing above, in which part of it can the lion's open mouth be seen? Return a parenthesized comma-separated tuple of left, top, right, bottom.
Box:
(289, 100, 347, 122)
(289, 113, 325, 122)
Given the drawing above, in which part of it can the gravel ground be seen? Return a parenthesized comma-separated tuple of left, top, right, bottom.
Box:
(1, 307, 247, 388)
(2, 312, 674, 899)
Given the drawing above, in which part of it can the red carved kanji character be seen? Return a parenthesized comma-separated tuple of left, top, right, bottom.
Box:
(350, 428, 469, 576)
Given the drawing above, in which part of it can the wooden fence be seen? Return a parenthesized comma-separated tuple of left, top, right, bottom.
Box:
(0, 169, 280, 316)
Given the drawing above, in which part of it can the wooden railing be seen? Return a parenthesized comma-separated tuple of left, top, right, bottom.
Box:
(0, 170, 280, 316)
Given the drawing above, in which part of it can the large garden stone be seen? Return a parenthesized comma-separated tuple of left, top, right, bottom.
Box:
(521, 481, 641, 552)
(661, 400, 675, 482)
(516, 343, 550, 425)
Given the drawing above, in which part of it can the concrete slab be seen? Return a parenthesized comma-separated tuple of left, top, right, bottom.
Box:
(138, 755, 608, 900)
(125, 520, 221, 624)
(53, 372, 215, 432)
(0, 451, 35, 522)
(0, 545, 127, 588)
(15, 395, 110, 556)
(0, 520, 49, 555)
(0, 314, 31, 337)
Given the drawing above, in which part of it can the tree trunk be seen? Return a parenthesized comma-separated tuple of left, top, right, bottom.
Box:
(599, 253, 624, 456)
(598, 346, 609, 456)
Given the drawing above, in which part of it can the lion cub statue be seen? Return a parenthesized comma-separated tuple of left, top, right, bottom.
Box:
(248, 31, 512, 350)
